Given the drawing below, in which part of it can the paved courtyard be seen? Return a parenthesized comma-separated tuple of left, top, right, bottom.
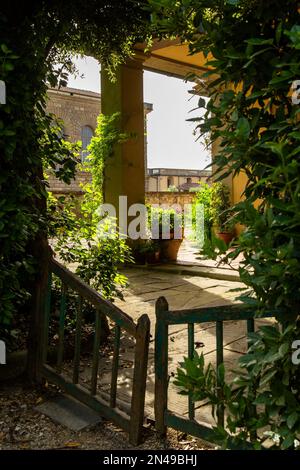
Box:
(178, 237, 242, 266)
(102, 266, 271, 425)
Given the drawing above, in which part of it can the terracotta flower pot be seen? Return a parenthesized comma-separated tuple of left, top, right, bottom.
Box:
(216, 232, 234, 245)
(160, 238, 183, 262)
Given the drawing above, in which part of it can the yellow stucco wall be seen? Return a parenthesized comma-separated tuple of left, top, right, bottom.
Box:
(232, 171, 248, 235)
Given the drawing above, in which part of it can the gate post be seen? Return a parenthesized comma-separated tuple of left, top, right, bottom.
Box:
(155, 296, 169, 437)
(129, 313, 150, 445)
(26, 243, 50, 383)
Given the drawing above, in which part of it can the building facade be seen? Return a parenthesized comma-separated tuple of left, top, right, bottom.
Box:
(46, 87, 101, 194)
(147, 168, 211, 192)
(46, 87, 153, 194)
(46, 87, 210, 196)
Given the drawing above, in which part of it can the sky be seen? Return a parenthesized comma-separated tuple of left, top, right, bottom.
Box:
(67, 56, 210, 170)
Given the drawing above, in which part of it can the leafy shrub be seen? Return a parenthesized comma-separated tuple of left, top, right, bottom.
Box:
(55, 218, 132, 301)
(167, 185, 179, 192)
(210, 183, 234, 233)
(149, 0, 300, 449)
(191, 182, 230, 256)
(175, 322, 300, 450)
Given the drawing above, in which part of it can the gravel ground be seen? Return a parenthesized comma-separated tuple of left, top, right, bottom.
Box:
(0, 380, 213, 450)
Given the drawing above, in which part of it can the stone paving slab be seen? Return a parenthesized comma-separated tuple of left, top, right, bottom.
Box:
(109, 268, 250, 421)
(134, 263, 241, 282)
(36, 394, 102, 431)
(177, 238, 243, 271)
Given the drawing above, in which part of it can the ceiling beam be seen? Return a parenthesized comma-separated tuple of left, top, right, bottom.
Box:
(134, 38, 181, 52)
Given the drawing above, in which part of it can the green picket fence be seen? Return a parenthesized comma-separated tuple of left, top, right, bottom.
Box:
(154, 296, 274, 446)
(40, 258, 150, 445)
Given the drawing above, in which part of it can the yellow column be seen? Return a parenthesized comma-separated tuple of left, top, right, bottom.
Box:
(101, 59, 145, 215)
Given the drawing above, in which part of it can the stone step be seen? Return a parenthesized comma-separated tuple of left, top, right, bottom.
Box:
(133, 262, 241, 282)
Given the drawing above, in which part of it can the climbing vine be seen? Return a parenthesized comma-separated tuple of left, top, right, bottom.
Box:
(80, 112, 131, 221)
(51, 112, 133, 300)
(0, 2, 150, 333)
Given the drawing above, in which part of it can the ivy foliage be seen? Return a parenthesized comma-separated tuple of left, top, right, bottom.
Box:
(0, 1, 150, 326)
(149, 0, 300, 449)
(80, 113, 132, 221)
(175, 323, 300, 450)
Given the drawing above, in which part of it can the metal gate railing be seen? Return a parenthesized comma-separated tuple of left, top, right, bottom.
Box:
(40, 258, 150, 445)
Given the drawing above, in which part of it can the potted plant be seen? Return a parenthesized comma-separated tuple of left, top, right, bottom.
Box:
(131, 238, 147, 265)
(148, 206, 184, 262)
(211, 183, 235, 245)
(141, 239, 161, 264)
(131, 238, 161, 264)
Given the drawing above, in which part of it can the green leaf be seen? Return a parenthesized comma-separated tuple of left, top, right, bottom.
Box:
(246, 38, 274, 46)
(279, 342, 289, 357)
(1, 43, 10, 53)
(269, 71, 294, 84)
(290, 132, 300, 140)
(287, 412, 298, 430)
(198, 97, 206, 108)
(282, 434, 295, 450)
(236, 117, 250, 139)
(260, 368, 277, 387)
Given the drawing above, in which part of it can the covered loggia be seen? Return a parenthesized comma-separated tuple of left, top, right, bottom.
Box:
(100, 39, 245, 238)
(100, 40, 212, 214)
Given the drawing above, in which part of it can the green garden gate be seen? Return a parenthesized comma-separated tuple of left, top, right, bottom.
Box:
(154, 296, 274, 446)
(39, 258, 150, 445)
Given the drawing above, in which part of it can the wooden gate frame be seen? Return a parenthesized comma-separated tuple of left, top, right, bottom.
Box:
(39, 258, 150, 445)
(154, 296, 275, 445)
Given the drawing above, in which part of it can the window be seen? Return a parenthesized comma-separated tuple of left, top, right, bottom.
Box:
(167, 176, 174, 187)
(186, 177, 192, 184)
(81, 125, 93, 161)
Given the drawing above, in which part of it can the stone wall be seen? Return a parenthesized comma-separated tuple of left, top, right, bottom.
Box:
(145, 191, 196, 208)
(48, 186, 196, 211)
(46, 87, 100, 143)
(47, 171, 91, 195)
